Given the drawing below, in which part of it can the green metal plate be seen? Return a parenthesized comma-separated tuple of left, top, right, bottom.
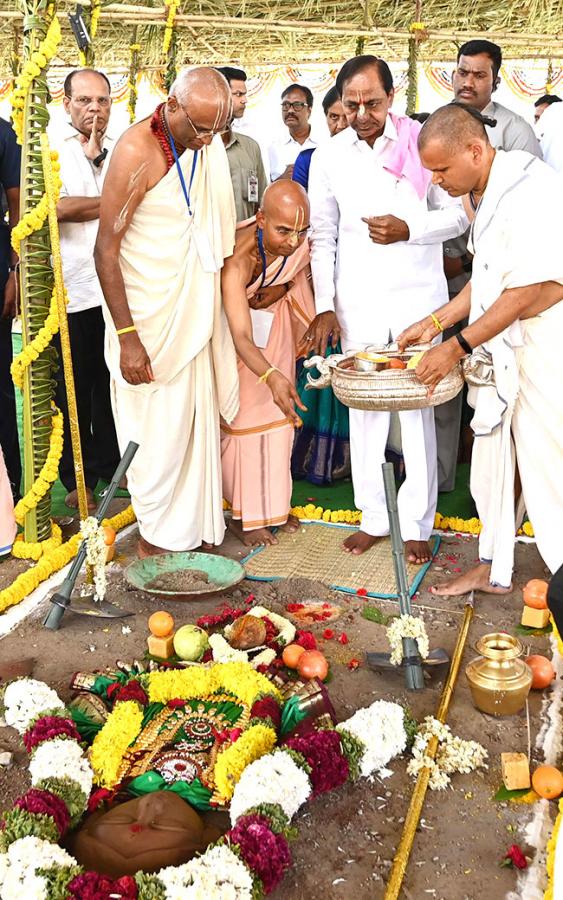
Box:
(125, 552, 245, 601)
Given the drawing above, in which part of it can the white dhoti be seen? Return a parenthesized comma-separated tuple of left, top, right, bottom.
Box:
(467, 150, 563, 584)
(342, 338, 437, 541)
(103, 137, 239, 551)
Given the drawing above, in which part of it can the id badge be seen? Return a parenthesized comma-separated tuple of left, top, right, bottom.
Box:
(247, 172, 259, 203)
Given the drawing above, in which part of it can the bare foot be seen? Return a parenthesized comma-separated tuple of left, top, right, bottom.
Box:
(65, 487, 96, 511)
(137, 536, 171, 559)
(228, 519, 278, 547)
(430, 562, 512, 597)
(405, 539, 433, 565)
(343, 531, 380, 555)
(279, 514, 300, 534)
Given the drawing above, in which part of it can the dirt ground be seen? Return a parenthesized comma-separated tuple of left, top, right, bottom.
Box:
(0, 509, 556, 900)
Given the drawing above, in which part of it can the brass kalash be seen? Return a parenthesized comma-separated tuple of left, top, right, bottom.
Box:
(465, 632, 533, 716)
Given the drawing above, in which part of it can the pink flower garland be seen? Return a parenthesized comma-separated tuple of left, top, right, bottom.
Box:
(250, 696, 282, 729)
(284, 730, 350, 797)
(13, 788, 71, 837)
(67, 873, 138, 899)
(228, 814, 291, 894)
(23, 715, 81, 753)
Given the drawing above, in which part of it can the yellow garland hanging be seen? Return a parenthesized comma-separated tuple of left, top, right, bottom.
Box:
(11, 152, 61, 257)
(214, 723, 277, 802)
(11, 288, 61, 389)
(10, 16, 61, 144)
(162, 0, 180, 55)
(90, 0, 102, 39)
(89, 700, 144, 788)
(0, 505, 136, 615)
(12, 521, 63, 561)
(13, 408, 64, 526)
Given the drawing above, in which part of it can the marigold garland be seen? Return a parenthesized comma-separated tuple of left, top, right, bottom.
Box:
(10, 16, 61, 144)
(145, 662, 282, 709)
(214, 724, 278, 802)
(89, 701, 144, 789)
(12, 409, 63, 528)
(0, 506, 135, 615)
(163, 0, 180, 54)
(544, 619, 563, 900)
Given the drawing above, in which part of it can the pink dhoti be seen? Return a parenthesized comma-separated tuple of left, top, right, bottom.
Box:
(0, 445, 17, 556)
(222, 239, 314, 530)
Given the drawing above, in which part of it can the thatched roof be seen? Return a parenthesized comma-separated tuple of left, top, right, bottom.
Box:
(2, 0, 563, 76)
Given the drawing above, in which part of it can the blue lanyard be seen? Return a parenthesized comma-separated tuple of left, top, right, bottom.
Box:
(168, 134, 198, 216)
(257, 227, 287, 289)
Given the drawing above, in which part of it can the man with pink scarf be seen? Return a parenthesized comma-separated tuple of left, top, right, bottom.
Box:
(221, 181, 315, 546)
(307, 56, 468, 563)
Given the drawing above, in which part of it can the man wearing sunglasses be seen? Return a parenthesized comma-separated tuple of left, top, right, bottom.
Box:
(95, 67, 241, 559)
(268, 84, 317, 181)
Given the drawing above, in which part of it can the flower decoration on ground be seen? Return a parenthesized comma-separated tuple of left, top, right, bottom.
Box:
(407, 716, 488, 790)
(387, 614, 429, 666)
(80, 516, 109, 601)
(0, 674, 409, 898)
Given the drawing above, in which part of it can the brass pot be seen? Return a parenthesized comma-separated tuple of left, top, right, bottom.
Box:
(465, 632, 532, 716)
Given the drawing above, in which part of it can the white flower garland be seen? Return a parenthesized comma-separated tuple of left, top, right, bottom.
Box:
(30, 736, 94, 798)
(0, 837, 77, 900)
(208, 633, 277, 670)
(80, 515, 108, 601)
(2, 678, 65, 733)
(407, 715, 488, 790)
(337, 700, 407, 777)
(158, 845, 254, 899)
(387, 614, 430, 666)
(246, 605, 296, 646)
(230, 748, 312, 825)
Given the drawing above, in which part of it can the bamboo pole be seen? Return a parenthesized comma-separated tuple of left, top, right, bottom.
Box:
(384, 594, 475, 900)
(40, 134, 89, 524)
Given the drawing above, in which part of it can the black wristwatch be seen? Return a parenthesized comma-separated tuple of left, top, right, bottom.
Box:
(92, 148, 108, 168)
(455, 332, 473, 355)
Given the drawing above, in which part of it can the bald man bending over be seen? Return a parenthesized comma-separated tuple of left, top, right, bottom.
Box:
(398, 102, 563, 595)
(221, 181, 315, 545)
(95, 67, 241, 557)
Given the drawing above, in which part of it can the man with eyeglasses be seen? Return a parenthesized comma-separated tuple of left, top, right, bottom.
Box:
(49, 68, 120, 511)
(220, 180, 314, 546)
(268, 84, 317, 181)
(216, 66, 268, 222)
(307, 55, 468, 565)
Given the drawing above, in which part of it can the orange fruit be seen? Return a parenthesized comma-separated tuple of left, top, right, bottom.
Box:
(102, 525, 116, 546)
(148, 610, 175, 637)
(525, 654, 555, 689)
(297, 650, 329, 681)
(523, 579, 549, 609)
(282, 644, 306, 669)
(531, 765, 563, 799)
(389, 358, 407, 370)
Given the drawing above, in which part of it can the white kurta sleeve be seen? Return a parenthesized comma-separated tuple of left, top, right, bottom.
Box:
(308, 150, 340, 314)
(405, 184, 468, 245)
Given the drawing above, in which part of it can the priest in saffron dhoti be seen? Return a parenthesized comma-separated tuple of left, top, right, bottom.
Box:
(398, 103, 563, 595)
(221, 181, 315, 546)
(95, 69, 302, 557)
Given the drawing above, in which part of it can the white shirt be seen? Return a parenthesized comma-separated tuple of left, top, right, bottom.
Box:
(268, 130, 317, 181)
(308, 118, 468, 344)
(48, 122, 115, 314)
(482, 100, 542, 157)
(537, 102, 563, 174)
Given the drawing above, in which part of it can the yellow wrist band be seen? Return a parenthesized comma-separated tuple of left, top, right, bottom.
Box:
(257, 366, 279, 384)
(116, 325, 136, 336)
(430, 313, 444, 333)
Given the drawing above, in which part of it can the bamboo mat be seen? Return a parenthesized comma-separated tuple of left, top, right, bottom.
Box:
(242, 523, 440, 599)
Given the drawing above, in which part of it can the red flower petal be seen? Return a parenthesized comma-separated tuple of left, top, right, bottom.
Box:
(347, 658, 361, 670)
(338, 632, 349, 644)
(356, 588, 368, 597)
(323, 628, 335, 639)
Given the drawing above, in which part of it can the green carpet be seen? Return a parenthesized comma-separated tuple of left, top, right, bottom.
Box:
(12, 334, 473, 520)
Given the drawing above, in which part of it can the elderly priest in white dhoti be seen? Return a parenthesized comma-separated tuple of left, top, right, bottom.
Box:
(94, 68, 240, 557)
(398, 102, 563, 596)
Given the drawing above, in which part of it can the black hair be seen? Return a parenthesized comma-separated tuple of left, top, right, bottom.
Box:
(216, 66, 247, 84)
(457, 40, 502, 80)
(322, 86, 341, 115)
(281, 83, 314, 108)
(63, 69, 111, 97)
(534, 93, 562, 107)
(409, 111, 430, 123)
(335, 55, 394, 97)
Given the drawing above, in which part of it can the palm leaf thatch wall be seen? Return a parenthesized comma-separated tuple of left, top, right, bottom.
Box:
(1, 0, 563, 76)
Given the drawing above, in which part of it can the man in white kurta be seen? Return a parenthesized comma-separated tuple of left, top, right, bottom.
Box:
(307, 56, 467, 562)
(95, 68, 239, 556)
(398, 104, 563, 593)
